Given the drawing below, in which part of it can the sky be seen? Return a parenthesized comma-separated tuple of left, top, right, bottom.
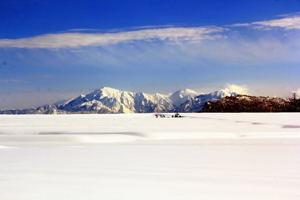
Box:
(0, 0, 300, 109)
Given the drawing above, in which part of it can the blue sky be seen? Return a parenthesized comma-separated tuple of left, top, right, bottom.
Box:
(0, 0, 300, 108)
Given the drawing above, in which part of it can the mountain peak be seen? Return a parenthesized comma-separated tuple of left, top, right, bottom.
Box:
(169, 88, 198, 107)
(89, 86, 125, 99)
(99, 86, 121, 93)
(170, 88, 198, 96)
(100, 86, 118, 91)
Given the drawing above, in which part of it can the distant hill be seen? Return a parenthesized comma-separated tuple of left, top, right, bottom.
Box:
(201, 95, 300, 112)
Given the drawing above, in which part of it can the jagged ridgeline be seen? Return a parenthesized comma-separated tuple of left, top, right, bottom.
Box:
(0, 87, 242, 114)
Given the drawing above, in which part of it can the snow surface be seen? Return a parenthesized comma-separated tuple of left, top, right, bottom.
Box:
(0, 113, 300, 200)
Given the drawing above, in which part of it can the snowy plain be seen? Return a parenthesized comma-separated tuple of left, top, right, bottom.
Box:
(0, 113, 300, 200)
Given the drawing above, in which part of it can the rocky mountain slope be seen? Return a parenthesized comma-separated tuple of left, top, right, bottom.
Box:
(201, 95, 300, 112)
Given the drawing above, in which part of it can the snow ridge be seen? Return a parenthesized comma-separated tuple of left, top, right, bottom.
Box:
(58, 86, 239, 113)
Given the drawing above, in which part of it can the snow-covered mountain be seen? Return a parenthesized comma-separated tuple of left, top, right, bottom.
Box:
(169, 89, 198, 108)
(0, 86, 244, 114)
(177, 88, 241, 112)
(58, 87, 241, 113)
(59, 87, 174, 113)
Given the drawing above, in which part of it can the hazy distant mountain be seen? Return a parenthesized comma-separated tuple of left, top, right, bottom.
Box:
(0, 86, 242, 114)
(0, 104, 67, 114)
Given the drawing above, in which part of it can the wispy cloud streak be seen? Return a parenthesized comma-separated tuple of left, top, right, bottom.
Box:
(0, 27, 225, 48)
(232, 14, 300, 30)
(1, 13, 300, 49)
(254, 16, 300, 30)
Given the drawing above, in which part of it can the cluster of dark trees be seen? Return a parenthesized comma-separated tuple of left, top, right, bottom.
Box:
(201, 95, 300, 112)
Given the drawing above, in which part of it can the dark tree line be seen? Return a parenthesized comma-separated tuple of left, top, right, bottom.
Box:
(201, 95, 300, 112)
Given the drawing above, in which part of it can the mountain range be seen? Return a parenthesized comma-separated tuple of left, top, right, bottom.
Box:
(0, 86, 241, 114)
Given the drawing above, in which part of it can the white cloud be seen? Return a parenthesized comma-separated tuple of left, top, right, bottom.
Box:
(1, 13, 300, 49)
(0, 27, 225, 48)
(253, 16, 300, 30)
(231, 14, 300, 30)
(222, 84, 249, 95)
(295, 89, 300, 99)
